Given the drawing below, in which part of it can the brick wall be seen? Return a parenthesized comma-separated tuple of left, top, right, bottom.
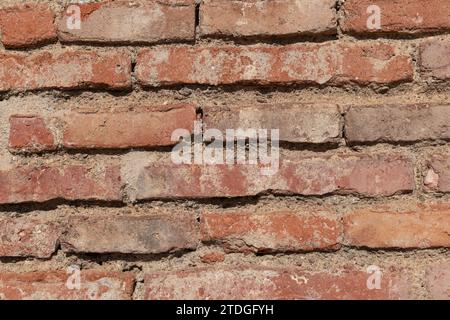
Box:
(0, 0, 449, 300)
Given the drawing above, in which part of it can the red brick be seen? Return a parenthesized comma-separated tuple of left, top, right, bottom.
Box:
(426, 261, 450, 299)
(9, 116, 56, 152)
(0, 217, 60, 258)
(0, 3, 56, 48)
(200, 211, 341, 253)
(136, 42, 412, 87)
(10, 105, 196, 151)
(420, 39, 450, 80)
(203, 103, 342, 144)
(133, 153, 414, 199)
(342, 0, 450, 34)
(61, 215, 199, 254)
(62, 105, 196, 149)
(344, 203, 450, 249)
(339, 43, 413, 84)
(58, 0, 195, 44)
(199, 0, 336, 39)
(345, 104, 450, 143)
(0, 50, 131, 92)
(0, 271, 134, 300)
(0, 165, 122, 204)
(144, 266, 409, 299)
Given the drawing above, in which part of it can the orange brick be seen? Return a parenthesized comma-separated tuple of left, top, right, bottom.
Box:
(200, 211, 341, 253)
(0, 3, 56, 48)
(344, 203, 450, 248)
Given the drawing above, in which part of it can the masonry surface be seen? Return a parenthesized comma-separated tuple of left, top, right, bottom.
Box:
(0, 0, 449, 300)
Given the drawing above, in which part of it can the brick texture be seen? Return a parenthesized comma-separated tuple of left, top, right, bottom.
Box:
(0, 50, 131, 92)
(342, 0, 450, 34)
(144, 267, 409, 299)
(0, 165, 122, 204)
(136, 42, 413, 87)
(420, 39, 450, 80)
(133, 154, 414, 199)
(62, 105, 196, 149)
(0, 217, 60, 258)
(203, 103, 342, 144)
(9, 116, 56, 152)
(199, 0, 337, 39)
(344, 203, 450, 249)
(0, 271, 134, 300)
(58, 1, 196, 44)
(0, 3, 56, 48)
(345, 104, 450, 143)
(10, 105, 196, 151)
(200, 211, 341, 253)
(61, 215, 199, 254)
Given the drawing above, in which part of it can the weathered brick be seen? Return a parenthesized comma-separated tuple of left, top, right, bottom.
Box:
(424, 153, 450, 192)
(0, 165, 122, 204)
(0, 271, 134, 300)
(0, 3, 56, 48)
(200, 210, 341, 253)
(426, 261, 450, 299)
(61, 215, 199, 254)
(58, 0, 195, 44)
(62, 105, 196, 149)
(342, 0, 450, 34)
(345, 104, 450, 143)
(339, 43, 413, 84)
(10, 105, 196, 151)
(203, 103, 342, 144)
(136, 42, 413, 87)
(344, 203, 450, 249)
(420, 39, 450, 80)
(0, 217, 60, 258)
(9, 116, 56, 152)
(0, 50, 131, 92)
(199, 0, 336, 39)
(133, 153, 414, 200)
(144, 266, 409, 299)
